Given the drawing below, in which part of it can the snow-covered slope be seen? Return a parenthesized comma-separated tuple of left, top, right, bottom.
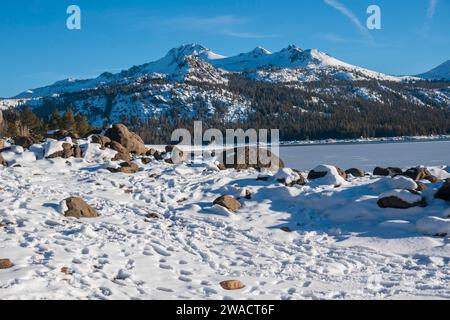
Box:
(418, 60, 450, 81)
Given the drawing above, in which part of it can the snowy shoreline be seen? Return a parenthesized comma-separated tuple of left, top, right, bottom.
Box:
(1, 127, 450, 300)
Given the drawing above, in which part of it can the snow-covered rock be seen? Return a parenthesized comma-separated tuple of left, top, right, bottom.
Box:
(416, 216, 450, 236)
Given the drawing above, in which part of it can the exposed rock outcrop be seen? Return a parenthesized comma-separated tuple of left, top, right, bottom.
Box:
(105, 124, 147, 155)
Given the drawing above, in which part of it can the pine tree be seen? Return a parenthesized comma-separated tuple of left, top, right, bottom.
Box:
(62, 109, 76, 131)
(75, 114, 92, 137)
(50, 110, 62, 130)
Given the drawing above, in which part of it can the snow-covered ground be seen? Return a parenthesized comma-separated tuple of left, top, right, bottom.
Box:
(1, 140, 450, 300)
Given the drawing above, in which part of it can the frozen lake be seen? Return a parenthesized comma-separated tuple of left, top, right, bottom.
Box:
(280, 140, 450, 171)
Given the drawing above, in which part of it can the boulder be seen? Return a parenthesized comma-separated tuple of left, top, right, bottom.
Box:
(141, 157, 152, 165)
(72, 145, 82, 158)
(146, 148, 163, 160)
(0, 259, 13, 269)
(0, 139, 5, 150)
(274, 168, 306, 186)
(14, 136, 37, 149)
(373, 167, 403, 177)
(91, 135, 111, 149)
(378, 190, 427, 209)
(220, 280, 245, 291)
(218, 147, 284, 172)
(105, 124, 147, 155)
(0, 154, 7, 167)
(47, 143, 73, 159)
(168, 147, 189, 164)
(416, 181, 428, 191)
(435, 180, 450, 202)
(213, 195, 241, 212)
(108, 141, 131, 162)
(345, 168, 365, 178)
(424, 175, 440, 183)
(403, 167, 432, 181)
(108, 162, 139, 174)
(308, 166, 347, 180)
(63, 197, 98, 218)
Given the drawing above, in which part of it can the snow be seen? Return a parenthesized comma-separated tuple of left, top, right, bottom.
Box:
(273, 168, 302, 185)
(1, 139, 450, 300)
(43, 139, 67, 158)
(309, 165, 349, 187)
(416, 217, 450, 236)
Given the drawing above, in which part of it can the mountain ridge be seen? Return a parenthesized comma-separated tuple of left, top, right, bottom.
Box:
(14, 43, 437, 99)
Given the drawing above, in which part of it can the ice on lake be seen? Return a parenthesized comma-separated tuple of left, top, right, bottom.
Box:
(280, 140, 450, 171)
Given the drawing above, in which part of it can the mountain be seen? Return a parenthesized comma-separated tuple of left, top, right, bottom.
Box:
(15, 44, 412, 99)
(3, 44, 450, 141)
(418, 60, 450, 81)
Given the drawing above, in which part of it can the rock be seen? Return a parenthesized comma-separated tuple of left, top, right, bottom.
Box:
(141, 157, 152, 165)
(47, 143, 74, 159)
(213, 195, 241, 212)
(63, 197, 98, 218)
(108, 162, 139, 174)
(0, 259, 13, 269)
(373, 167, 403, 177)
(108, 141, 131, 162)
(146, 148, 163, 160)
(274, 168, 306, 186)
(60, 267, 73, 275)
(0, 154, 7, 167)
(146, 213, 160, 219)
(416, 181, 428, 191)
(403, 167, 432, 181)
(280, 227, 292, 232)
(0, 139, 5, 150)
(216, 162, 226, 171)
(168, 147, 189, 164)
(345, 168, 365, 178)
(219, 280, 245, 290)
(14, 136, 37, 149)
(218, 147, 284, 172)
(105, 124, 147, 155)
(424, 175, 440, 183)
(91, 135, 111, 149)
(72, 145, 82, 158)
(308, 166, 347, 180)
(435, 180, 450, 202)
(47, 130, 79, 141)
(377, 190, 427, 209)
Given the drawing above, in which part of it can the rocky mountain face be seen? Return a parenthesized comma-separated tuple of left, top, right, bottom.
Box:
(3, 44, 450, 141)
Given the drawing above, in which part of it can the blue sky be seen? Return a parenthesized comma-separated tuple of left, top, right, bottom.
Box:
(0, 0, 449, 97)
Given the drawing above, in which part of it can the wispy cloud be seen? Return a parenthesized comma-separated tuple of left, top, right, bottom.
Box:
(164, 15, 280, 39)
(221, 29, 280, 39)
(422, 0, 439, 36)
(427, 0, 438, 18)
(316, 33, 368, 44)
(164, 15, 246, 29)
(323, 0, 374, 44)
